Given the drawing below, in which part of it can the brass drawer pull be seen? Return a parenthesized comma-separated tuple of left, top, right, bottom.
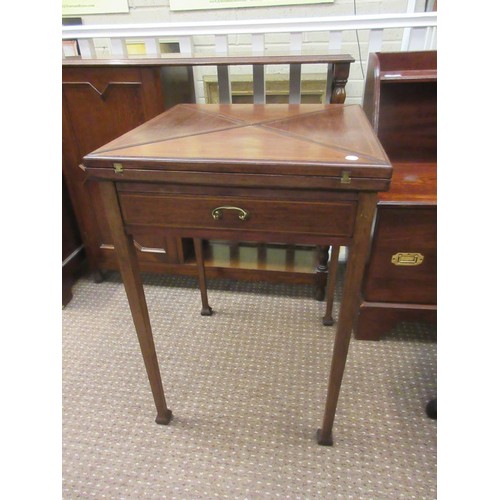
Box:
(391, 252, 424, 266)
(212, 206, 249, 221)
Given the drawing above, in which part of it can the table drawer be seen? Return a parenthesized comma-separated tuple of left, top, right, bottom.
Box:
(363, 205, 436, 304)
(119, 193, 357, 238)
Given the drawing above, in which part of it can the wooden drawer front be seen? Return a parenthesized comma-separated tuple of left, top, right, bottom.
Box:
(363, 205, 436, 304)
(119, 193, 356, 238)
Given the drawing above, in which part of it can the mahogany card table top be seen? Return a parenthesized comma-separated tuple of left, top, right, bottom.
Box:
(84, 103, 391, 188)
(82, 103, 392, 446)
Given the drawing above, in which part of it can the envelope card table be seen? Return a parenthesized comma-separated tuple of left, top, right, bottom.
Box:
(82, 103, 392, 445)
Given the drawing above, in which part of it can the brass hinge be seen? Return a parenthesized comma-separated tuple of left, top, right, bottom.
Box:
(113, 162, 124, 174)
(340, 171, 351, 184)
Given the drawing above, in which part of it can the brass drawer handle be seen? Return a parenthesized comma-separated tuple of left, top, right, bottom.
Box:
(391, 252, 424, 266)
(212, 206, 249, 221)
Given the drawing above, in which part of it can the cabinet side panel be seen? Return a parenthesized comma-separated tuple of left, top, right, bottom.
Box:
(62, 66, 172, 268)
(363, 205, 437, 304)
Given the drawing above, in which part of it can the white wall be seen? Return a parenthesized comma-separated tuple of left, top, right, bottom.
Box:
(66, 0, 430, 104)
(74, 0, 427, 24)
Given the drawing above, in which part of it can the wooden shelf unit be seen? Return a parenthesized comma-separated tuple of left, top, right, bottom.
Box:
(355, 51, 437, 340)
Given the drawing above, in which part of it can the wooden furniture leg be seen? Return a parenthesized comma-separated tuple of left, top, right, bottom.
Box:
(315, 245, 329, 301)
(92, 269, 105, 283)
(98, 182, 172, 425)
(317, 193, 378, 445)
(322, 245, 340, 326)
(193, 238, 213, 316)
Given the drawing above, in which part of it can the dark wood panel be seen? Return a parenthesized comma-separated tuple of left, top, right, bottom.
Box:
(62, 65, 168, 274)
(363, 205, 436, 304)
(63, 84, 145, 156)
(119, 192, 357, 238)
(63, 53, 355, 67)
(375, 50, 437, 73)
(378, 162, 436, 204)
(377, 81, 436, 162)
(62, 174, 82, 261)
(359, 51, 437, 340)
(354, 303, 437, 341)
(62, 174, 85, 306)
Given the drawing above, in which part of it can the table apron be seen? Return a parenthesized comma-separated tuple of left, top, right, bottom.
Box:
(124, 224, 353, 246)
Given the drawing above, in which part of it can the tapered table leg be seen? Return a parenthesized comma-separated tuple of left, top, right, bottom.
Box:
(193, 238, 213, 316)
(322, 245, 340, 326)
(317, 193, 377, 445)
(98, 182, 172, 425)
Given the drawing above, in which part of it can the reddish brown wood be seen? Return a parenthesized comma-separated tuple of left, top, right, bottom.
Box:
(378, 162, 436, 203)
(317, 192, 379, 445)
(116, 180, 358, 201)
(193, 238, 213, 316)
(62, 65, 167, 276)
(98, 182, 172, 425)
(84, 166, 389, 193)
(84, 103, 391, 443)
(63, 57, 355, 298)
(355, 302, 437, 341)
(314, 245, 330, 301)
(363, 52, 436, 163)
(362, 205, 437, 305)
(331, 62, 351, 104)
(62, 101, 103, 273)
(119, 193, 357, 238)
(63, 53, 354, 67)
(87, 104, 389, 178)
(62, 174, 85, 307)
(357, 51, 437, 341)
(322, 246, 340, 326)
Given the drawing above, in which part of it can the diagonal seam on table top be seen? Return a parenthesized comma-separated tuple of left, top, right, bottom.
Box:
(91, 104, 247, 154)
(94, 104, 339, 154)
(90, 104, 385, 164)
(91, 104, 349, 155)
(256, 123, 388, 165)
(208, 104, 339, 127)
(89, 128, 386, 168)
(256, 105, 389, 164)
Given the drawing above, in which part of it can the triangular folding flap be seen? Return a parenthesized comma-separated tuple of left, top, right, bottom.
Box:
(208, 103, 329, 124)
(262, 105, 388, 163)
(97, 122, 380, 165)
(92, 104, 243, 154)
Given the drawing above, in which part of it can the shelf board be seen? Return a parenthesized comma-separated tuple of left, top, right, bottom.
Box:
(380, 69, 437, 82)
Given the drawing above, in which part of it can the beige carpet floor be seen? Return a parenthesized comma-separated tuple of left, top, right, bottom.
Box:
(62, 269, 436, 499)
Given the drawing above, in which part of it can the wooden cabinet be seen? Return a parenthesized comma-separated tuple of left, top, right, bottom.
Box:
(354, 51, 437, 340)
(363, 205, 436, 305)
(62, 64, 193, 286)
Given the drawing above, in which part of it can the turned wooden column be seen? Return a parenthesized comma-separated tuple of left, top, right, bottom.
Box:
(331, 62, 351, 104)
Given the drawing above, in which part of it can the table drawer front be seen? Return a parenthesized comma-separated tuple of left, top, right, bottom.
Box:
(119, 193, 356, 238)
(363, 205, 436, 304)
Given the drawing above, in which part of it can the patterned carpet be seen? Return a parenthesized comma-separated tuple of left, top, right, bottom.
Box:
(62, 270, 436, 499)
